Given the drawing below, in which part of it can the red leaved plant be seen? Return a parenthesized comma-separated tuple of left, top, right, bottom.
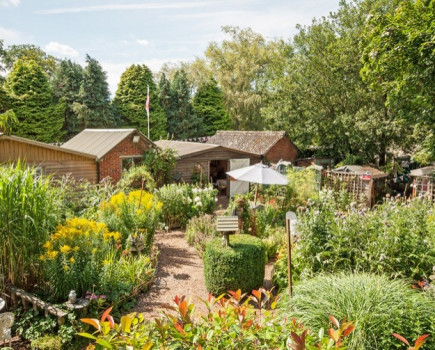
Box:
(393, 333, 430, 350)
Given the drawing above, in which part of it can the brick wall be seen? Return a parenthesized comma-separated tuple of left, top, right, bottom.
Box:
(265, 137, 298, 164)
(99, 134, 151, 183)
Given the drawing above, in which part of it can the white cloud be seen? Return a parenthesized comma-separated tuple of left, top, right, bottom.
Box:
(0, 0, 20, 7)
(37, 2, 211, 15)
(137, 39, 150, 46)
(45, 41, 79, 57)
(0, 26, 20, 40)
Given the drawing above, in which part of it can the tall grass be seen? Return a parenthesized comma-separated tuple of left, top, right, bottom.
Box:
(285, 273, 435, 350)
(0, 162, 61, 289)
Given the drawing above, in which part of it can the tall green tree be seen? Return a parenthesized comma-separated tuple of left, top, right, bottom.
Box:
(72, 55, 118, 129)
(205, 26, 272, 130)
(193, 78, 231, 135)
(2, 44, 58, 77)
(113, 64, 166, 140)
(167, 69, 204, 139)
(4, 59, 64, 142)
(263, 0, 403, 165)
(51, 59, 84, 139)
(361, 0, 435, 159)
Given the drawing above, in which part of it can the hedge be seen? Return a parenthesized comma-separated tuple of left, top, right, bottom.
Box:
(203, 234, 266, 295)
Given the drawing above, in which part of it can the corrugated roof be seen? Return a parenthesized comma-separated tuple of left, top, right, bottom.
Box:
(207, 130, 289, 156)
(410, 165, 435, 177)
(155, 140, 219, 158)
(62, 129, 142, 160)
(333, 165, 387, 178)
(0, 133, 96, 159)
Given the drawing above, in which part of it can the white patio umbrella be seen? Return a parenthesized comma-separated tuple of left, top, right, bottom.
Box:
(226, 163, 289, 204)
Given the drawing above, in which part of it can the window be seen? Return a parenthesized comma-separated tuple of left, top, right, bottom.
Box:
(121, 156, 143, 171)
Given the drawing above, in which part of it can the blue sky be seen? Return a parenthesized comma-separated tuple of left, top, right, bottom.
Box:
(0, 0, 340, 95)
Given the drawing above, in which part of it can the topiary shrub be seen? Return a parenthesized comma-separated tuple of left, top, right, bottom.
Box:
(203, 234, 266, 295)
(287, 273, 435, 350)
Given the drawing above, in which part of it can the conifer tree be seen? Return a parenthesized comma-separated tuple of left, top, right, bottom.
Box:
(193, 78, 231, 135)
(51, 59, 84, 139)
(4, 59, 64, 142)
(168, 69, 204, 139)
(113, 64, 166, 140)
(72, 54, 118, 129)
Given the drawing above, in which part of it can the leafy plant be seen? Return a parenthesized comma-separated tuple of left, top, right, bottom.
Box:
(185, 214, 219, 257)
(142, 147, 177, 187)
(203, 234, 266, 294)
(288, 273, 435, 350)
(392, 333, 430, 350)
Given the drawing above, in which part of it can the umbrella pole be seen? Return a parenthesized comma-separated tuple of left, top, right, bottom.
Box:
(254, 184, 258, 205)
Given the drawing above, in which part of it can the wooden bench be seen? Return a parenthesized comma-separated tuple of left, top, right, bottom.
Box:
(6, 285, 68, 325)
(217, 216, 239, 246)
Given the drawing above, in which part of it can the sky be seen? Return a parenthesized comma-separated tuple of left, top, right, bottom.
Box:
(0, 0, 340, 95)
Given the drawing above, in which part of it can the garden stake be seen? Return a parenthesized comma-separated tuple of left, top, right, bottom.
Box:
(286, 211, 297, 312)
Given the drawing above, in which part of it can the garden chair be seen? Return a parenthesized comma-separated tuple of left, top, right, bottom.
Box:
(0, 312, 14, 347)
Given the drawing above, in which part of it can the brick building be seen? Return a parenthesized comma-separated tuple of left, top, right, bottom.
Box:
(207, 130, 299, 164)
(62, 129, 154, 183)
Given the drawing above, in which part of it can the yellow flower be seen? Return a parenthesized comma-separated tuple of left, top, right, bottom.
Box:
(39, 255, 45, 261)
(103, 259, 110, 266)
(43, 241, 52, 249)
(63, 265, 69, 271)
(73, 246, 79, 252)
(60, 245, 72, 254)
(47, 250, 59, 260)
(69, 257, 75, 263)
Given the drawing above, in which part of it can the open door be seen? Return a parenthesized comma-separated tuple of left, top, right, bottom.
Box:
(229, 159, 250, 197)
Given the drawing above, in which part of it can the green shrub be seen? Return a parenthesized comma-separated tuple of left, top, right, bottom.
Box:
(0, 163, 61, 289)
(203, 234, 266, 295)
(262, 226, 286, 260)
(31, 335, 62, 350)
(185, 214, 219, 257)
(283, 168, 320, 211)
(294, 193, 435, 281)
(255, 204, 285, 237)
(287, 273, 435, 350)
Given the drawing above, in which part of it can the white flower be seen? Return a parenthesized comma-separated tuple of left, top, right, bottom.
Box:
(215, 197, 218, 202)
(194, 196, 200, 202)
(197, 201, 202, 207)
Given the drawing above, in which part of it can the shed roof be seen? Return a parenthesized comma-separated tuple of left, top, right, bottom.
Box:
(154, 140, 256, 159)
(62, 129, 152, 160)
(0, 133, 96, 159)
(206, 130, 293, 156)
(410, 165, 435, 177)
(333, 165, 387, 178)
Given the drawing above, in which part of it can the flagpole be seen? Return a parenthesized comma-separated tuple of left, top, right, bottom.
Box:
(146, 85, 150, 139)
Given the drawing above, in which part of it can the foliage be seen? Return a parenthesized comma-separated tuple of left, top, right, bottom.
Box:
(99, 253, 155, 308)
(272, 248, 291, 291)
(288, 273, 435, 350)
(31, 335, 63, 350)
(185, 214, 218, 257)
(56, 176, 116, 219)
(166, 69, 204, 139)
(81, 290, 354, 349)
(226, 194, 253, 234)
(51, 59, 84, 139)
(392, 333, 430, 350)
(0, 109, 18, 135)
(156, 184, 217, 229)
(113, 64, 167, 140)
(4, 59, 65, 142)
(117, 165, 155, 192)
(0, 163, 61, 289)
(361, 0, 435, 157)
(41, 218, 120, 300)
(203, 234, 266, 295)
(292, 193, 435, 281)
(98, 190, 162, 251)
(142, 147, 177, 187)
(192, 77, 231, 135)
(262, 226, 286, 261)
(205, 26, 272, 130)
(72, 54, 118, 129)
(255, 203, 286, 237)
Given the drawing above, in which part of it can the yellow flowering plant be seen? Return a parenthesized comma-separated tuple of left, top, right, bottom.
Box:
(41, 218, 121, 301)
(98, 190, 162, 253)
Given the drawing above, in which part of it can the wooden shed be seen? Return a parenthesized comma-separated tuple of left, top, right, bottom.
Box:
(410, 165, 435, 201)
(0, 133, 97, 182)
(62, 129, 154, 183)
(323, 165, 388, 207)
(154, 140, 261, 197)
(207, 130, 299, 164)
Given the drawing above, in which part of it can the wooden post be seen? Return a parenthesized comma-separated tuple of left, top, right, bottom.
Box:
(285, 211, 297, 311)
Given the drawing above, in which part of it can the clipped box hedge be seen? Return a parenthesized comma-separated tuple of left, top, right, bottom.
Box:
(203, 234, 266, 295)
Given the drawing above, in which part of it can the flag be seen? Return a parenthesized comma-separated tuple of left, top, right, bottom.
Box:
(145, 85, 150, 114)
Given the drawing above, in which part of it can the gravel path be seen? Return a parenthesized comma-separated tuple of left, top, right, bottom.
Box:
(134, 230, 274, 319)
